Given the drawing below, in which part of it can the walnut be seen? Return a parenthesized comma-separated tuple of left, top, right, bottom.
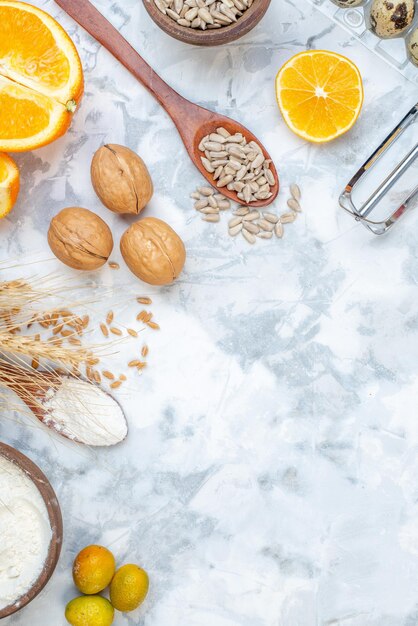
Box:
(120, 218, 186, 285)
(91, 144, 153, 215)
(48, 207, 113, 270)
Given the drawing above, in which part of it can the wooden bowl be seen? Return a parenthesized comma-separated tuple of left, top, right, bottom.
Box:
(142, 0, 272, 46)
(0, 443, 63, 619)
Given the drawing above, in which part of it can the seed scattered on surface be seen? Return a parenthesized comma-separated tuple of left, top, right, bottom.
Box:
(129, 359, 142, 367)
(229, 216, 242, 228)
(106, 311, 114, 325)
(127, 328, 138, 337)
(119, 374, 127, 381)
(191, 185, 231, 222)
(263, 212, 279, 224)
(141, 345, 149, 357)
(287, 198, 301, 212)
(275, 222, 284, 238)
(137, 311, 152, 323)
(242, 229, 256, 244)
(137, 297, 153, 305)
(243, 221, 260, 235)
(290, 183, 301, 201)
(280, 212, 296, 224)
(147, 321, 160, 330)
(191, 181, 302, 245)
(103, 370, 115, 380)
(109, 262, 120, 269)
(203, 214, 220, 223)
(100, 323, 109, 338)
(110, 327, 122, 336)
(110, 381, 122, 390)
(243, 210, 260, 222)
(234, 207, 250, 217)
(229, 223, 243, 236)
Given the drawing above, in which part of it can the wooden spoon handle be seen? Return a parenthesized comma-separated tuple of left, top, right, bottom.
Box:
(55, 0, 193, 125)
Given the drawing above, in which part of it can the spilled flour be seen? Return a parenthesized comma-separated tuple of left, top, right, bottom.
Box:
(0, 455, 52, 610)
(42, 377, 128, 446)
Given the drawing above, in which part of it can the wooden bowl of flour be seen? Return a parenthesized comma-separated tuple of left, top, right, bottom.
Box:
(0, 443, 63, 618)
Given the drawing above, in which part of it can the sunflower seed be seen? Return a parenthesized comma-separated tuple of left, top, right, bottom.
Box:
(243, 222, 260, 234)
(200, 207, 220, 214)
(290, 183, 301, 201)
(217, 175, 234, 188)
(229, 223, 243, 236)
(234, 207, 250, 216)
(287, 198, 301, 212)
(263, 212, 279, 223)
(199, 186, 215, 196)
(203, 214, 220, 223)
(258, 219, 275, 232)
(280, 212, 296, 224)
(275, 222, 284, 238)
(242, 229, 256, 244)
(229, 216, 242, 228)
(243, 211, 259, 221)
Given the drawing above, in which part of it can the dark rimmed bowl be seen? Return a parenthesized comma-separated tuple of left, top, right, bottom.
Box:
(0, 443, 63, 619)
(142, 0, 272, 46)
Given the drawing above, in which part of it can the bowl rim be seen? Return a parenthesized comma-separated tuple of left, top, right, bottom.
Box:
(142, 0, 272, 46)
(0, 443, 63, 619)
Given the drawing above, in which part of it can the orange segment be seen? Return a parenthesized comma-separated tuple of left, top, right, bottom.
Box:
(276, 50, 364, 143)
(0, 75, 70, 151)
(0, 1, 83, 104)
(0, 1, 83, 152)
(0, 153, 20, 218)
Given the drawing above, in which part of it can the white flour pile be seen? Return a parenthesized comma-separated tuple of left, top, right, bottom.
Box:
(0, 456, 52, 610)
(42, 377, 128, 446)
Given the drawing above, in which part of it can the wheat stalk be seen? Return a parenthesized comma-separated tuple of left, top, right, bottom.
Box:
(0, 332, 96, 370)
(0, 275, 101, 374)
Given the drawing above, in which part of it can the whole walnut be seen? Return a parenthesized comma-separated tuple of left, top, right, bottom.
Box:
(48, 207, 113, 270)
(91, 144, 153, 215)
(120, 218, 186, 285)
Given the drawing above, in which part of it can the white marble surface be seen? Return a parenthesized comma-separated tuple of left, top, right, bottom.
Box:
(1, 0, 418, 624)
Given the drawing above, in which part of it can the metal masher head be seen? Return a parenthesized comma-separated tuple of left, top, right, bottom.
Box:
(339, 102, 418, 235)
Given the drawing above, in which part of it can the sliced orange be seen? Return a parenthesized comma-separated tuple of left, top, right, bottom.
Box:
(275, 50, 364, 143)
(0, 1, 83, 152)
(0, 153, 20, 218)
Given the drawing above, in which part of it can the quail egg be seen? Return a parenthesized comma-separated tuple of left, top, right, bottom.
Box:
(369, 0, 415, 38)
(407, 26, 418, 65)
(331, 0, 365, 7)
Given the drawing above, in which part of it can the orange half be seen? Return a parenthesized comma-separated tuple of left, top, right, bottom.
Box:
(276, 50, 364, 143)
(0, 153, 20, 218)
(0, 1, 84, 152)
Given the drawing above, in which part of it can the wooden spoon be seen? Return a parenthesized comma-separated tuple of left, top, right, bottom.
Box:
(0, 363, 128, 446)
(55, 0, 279, 208)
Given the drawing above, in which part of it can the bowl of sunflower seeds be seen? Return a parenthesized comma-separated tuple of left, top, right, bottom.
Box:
(143, 0, 272, 46)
